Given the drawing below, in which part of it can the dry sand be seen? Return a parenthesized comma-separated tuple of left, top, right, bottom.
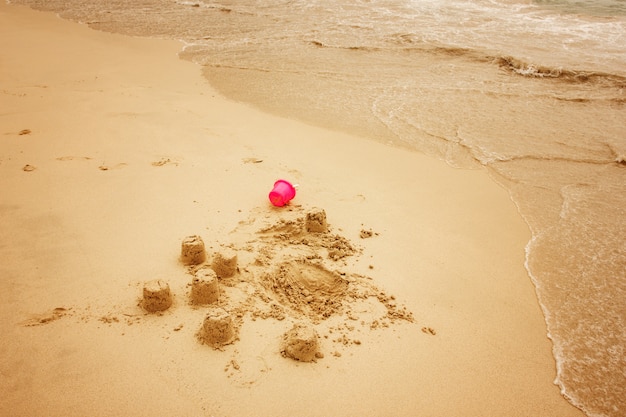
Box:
(0, 3, 585, 417)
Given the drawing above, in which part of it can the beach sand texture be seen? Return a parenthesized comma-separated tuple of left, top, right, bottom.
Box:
(0, 4, 585, 417)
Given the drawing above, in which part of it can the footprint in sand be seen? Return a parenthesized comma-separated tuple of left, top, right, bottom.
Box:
(56, 156, 93, 162)
(242, 157, 263, 164)
(20, 307, 72, 327)
(151, 157, 180, 167)
(1, 128, 31, 135)
(98, 162, 128, 171)
(224, 355, 270, 387)
(55, 156, 127, 171)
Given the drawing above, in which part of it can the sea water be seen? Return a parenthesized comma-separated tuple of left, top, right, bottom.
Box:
(8, 0, 625, 416)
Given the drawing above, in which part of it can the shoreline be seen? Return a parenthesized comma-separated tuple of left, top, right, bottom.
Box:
(0, 3, 585, 417)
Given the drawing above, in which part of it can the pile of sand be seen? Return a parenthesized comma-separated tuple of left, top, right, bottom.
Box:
(139, 205, 414, 359)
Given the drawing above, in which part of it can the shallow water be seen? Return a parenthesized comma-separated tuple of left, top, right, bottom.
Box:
(8, 0, 626, 416)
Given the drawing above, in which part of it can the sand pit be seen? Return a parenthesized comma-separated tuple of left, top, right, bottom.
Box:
(281, 323, 322, 362)
(211, 248, 238, 278)
(180, 235, 206, 265)
(142, 279, 172, 312)
(190, 268, 219, 305)
(262, 260, 349, 322)
(198, 307, 236, 348)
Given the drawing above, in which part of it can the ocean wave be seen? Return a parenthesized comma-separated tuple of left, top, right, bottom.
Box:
(494, 55, 626, 87)
(311, 34, 626, 92)
(309, 39, 383, 53)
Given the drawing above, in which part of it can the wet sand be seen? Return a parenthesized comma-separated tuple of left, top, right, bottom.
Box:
(0, 4, 585, 417)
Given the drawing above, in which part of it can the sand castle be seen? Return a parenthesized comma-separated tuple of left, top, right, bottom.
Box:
(197, 307, 236, 348)
(281, 323, 322, 362)
(305, 207, 328, 233)
(141, 279, 172, 312)
(180, 235, 206, 265)
(190, 268, 219, 305)
(211, 248, 238, 278)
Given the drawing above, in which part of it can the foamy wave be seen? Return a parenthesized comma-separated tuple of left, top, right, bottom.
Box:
(309, 39, 383, 53)
(175, 0, 233, 13)
(494, 55, 626, 87)
(355, 32, 626, 89)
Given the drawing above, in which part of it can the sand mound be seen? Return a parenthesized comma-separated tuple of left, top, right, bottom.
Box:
(222, 206, 414, 353)
(255, 207, 358, 261)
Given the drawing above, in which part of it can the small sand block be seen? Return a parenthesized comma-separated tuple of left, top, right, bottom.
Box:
(191, 268, 219, 305)
(198, 307, 235, 347)
(305, 208, 328, 233)
(281, 323, 321, 362)
(180, 235, 206, 265)
(142, 279, 172, 312)
(211, 248, 238, 278)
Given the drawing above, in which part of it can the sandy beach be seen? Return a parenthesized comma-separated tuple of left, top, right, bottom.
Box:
(0, 4, 586, 416)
